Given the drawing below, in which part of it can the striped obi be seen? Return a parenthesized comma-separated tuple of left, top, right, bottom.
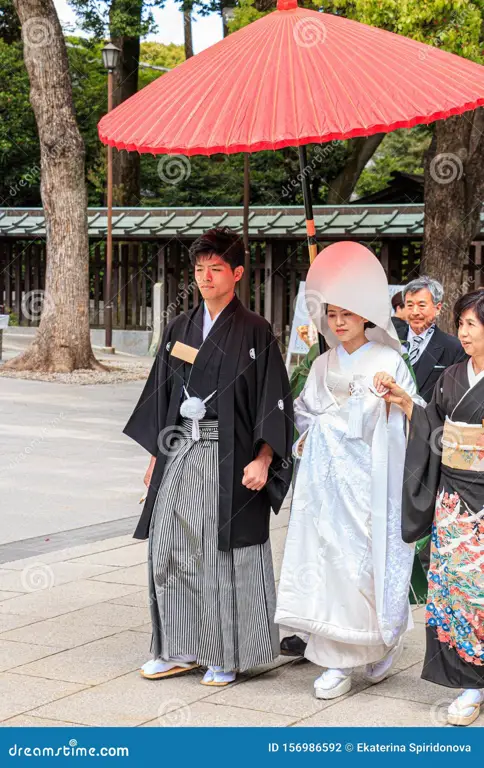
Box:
(441, 417, 484, 472)
(179, 417, 218, 440)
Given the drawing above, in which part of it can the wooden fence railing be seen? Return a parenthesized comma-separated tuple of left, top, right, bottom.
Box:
(1, 237, 482, 347)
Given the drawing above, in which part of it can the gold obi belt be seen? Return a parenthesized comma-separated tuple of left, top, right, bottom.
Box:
(441, 417, 484, 472)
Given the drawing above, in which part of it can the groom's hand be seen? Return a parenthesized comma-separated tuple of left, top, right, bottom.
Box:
(242, 444, 273, 491)
(242, 456, 271, 491)
(144, 456, 156, 487)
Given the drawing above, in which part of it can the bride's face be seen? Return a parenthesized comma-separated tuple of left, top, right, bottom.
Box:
(327, 304, 366, 343)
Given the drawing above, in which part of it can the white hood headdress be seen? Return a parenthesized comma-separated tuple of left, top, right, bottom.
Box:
(305, 241, 401, 352)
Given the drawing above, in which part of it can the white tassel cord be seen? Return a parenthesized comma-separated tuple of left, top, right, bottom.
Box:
(179, 388, 217, 440)
(347, 377, 366, 439)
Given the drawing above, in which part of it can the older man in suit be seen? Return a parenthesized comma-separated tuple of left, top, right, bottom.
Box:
(398, 276, 467, 580)
(401, 276, 467, 403)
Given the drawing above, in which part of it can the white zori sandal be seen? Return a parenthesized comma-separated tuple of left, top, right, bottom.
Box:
(314, 668, 352, 700)
(140, 655, 200, 679)
(200, 666, 236, 687)
(447, 689, 484, 727)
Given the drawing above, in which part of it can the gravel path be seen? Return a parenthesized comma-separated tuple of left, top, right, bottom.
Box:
(0, 357, 152, 385)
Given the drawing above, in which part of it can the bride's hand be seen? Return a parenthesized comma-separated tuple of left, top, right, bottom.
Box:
(373, 372, 414, 419)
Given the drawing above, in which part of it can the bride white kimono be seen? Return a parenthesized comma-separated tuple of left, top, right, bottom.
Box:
(275, 339, 421, 669)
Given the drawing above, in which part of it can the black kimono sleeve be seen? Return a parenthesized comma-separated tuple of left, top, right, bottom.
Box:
(402, 377, 446, 543)
(123, 322, 175, 456)
(252, 324, 294, 513)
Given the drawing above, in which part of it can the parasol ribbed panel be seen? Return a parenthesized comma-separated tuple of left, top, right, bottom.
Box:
(98, 5, 484, 155)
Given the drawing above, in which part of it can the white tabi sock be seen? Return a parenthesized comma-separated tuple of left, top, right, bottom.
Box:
(448, 689, 484, 718)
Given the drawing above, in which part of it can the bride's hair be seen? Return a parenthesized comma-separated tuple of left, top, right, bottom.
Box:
(324, 304, 375, 329)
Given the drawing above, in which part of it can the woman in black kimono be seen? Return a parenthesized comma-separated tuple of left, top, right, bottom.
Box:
(373, 289, 484, 727)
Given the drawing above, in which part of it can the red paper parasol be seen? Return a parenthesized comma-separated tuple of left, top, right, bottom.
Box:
(99, 0, 484, 265)
(99, 0, 484, 156)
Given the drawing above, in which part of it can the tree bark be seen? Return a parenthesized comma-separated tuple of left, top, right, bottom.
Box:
(253, 0, 276, 9)
(110, 0, 141, 206)
(7, 0, 105, 372)
(183, 7, 193, 59)
(326, 133, 385, 204)
(422, 109, 484, 334)
(220, 2, 229, 37)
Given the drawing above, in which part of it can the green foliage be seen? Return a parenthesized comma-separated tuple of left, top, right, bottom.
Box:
(229, 0, 267, 30)
(0, 0, 20, 43)
(0, 23, 346, 206)
(4, 308, 19, 325)
(229, 0, 484, 200)
(3, 0, 484, 208)
(68, 0, 155, 39)
(0, 37, 185, 206)
(140, 41, 185, 69)
(139, 142, 347, 207)
(0, 39, 40, 206)
(355, 126, 432, 197)
(321, 0, 483, 61)
(320, 0, 484, 194)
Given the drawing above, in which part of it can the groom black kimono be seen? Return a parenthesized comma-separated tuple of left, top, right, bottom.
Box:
(124, 294, 294, 551)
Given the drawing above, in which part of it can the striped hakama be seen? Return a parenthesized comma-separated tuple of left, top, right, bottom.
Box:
(148, 419, 279, 673)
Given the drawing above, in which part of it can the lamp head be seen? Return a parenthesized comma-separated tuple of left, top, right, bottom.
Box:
(102, 42, 121, 71)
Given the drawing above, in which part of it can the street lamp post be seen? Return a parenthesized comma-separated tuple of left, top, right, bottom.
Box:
(221, 5, 235, 37)
(102, 42, 121, 352)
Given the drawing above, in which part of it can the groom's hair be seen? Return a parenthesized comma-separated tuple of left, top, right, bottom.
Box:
(189, 227, 245, 270)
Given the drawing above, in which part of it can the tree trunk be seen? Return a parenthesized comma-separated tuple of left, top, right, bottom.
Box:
(110, 1, 141, 206)
(183, 7, 193, 60)
(326, 133, 385, 204)
(221, 3, 229, 37)
(422, 109, 484, 334)
(7, 0, 104, 373)
(253, 0, 276, 9)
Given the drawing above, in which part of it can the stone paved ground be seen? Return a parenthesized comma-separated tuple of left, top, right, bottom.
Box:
(0, 374, 149, 549)
(0, 513, 480, 728)
(0, 368, 481, 728)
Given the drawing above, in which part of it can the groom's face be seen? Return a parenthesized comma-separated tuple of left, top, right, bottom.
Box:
(194, 254, 243, 302)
